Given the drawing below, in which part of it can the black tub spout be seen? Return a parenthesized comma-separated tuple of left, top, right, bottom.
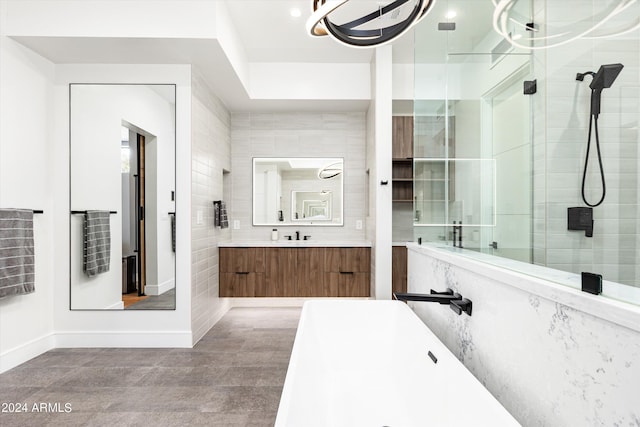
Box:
(393, 290, 461, 305)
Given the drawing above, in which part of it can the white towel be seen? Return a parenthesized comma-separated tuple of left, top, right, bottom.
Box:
(83, 211, 111, 277)
(0, 209, 35, 298)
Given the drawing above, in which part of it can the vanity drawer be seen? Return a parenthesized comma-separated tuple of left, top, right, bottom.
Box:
(325, 272, 369, 297)
(219, 247, 265, 273)
(324, 247, 371, 273)
(220, 272, 264, 297)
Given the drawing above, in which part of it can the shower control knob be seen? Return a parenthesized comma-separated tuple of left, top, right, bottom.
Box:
(488, 241, 498, 249)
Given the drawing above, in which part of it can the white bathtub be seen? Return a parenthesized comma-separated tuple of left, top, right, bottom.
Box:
(275, 300, 520, 427)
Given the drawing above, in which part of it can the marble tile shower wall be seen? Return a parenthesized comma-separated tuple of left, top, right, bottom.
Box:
(408, 248, 640, 426)
(191, 70, 231, 343)
(230, 112, 367, 242)
(541, 1, 640, 286)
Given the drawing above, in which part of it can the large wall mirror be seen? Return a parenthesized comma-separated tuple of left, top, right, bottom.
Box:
(253, 158, 344, 226)
(70, 84, 176, 310)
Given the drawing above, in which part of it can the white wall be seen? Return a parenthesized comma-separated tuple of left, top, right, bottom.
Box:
(230, 112, 367, 242)
(372, 46, 394, 300)
(0, 19, 55, 373)
(69, 85, 176, 308)
(408, 244, 640, 426)
(51, 64, 192, 348)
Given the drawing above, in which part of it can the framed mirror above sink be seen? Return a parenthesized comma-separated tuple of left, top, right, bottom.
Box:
(252, 158, 344, 226)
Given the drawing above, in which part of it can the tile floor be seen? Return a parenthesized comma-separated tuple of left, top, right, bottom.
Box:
(0, 307, 301, 426)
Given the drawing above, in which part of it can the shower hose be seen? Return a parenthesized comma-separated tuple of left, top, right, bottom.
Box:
(581, 98, 606, 207)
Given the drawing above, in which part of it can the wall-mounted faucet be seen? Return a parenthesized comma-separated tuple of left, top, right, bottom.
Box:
(393, 288, 473, 316)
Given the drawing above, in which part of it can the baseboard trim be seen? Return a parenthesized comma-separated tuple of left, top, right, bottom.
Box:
(145, 279, 175, 296)
(55, 330, 192, 348)
(226, 297, 370, 308)
(192, 300, 231, 345)
(0, 333, 55, 374)
(106, 301, 125, 310)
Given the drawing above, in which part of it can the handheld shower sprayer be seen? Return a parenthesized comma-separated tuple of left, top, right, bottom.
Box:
(576, 63, 624, 207)
(577, 64, 624, 118)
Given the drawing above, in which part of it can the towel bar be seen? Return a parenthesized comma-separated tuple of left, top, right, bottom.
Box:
(71, 210, 117, 214)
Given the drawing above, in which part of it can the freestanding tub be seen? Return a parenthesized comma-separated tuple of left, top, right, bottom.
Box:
(275, 300, 520, 427)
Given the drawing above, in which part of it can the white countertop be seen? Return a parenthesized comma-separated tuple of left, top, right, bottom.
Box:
(407, 242, 640, 333)
(218, 241, 372, 248)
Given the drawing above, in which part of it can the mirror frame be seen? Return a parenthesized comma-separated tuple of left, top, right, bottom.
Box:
(252, 157, 344, 227)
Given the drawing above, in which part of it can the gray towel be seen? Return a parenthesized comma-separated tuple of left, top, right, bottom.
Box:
(83, 211, 111, 277)
(219, 201, 229, 229)
(171, 214, 176, 252)
(214, 202, 221, 227)
(0, 209, 35, 298)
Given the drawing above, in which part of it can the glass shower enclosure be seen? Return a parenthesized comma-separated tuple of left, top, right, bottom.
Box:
(412, 0, 640, 301)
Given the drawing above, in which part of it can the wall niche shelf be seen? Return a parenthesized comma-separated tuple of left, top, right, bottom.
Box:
(392, 117, 414, 206)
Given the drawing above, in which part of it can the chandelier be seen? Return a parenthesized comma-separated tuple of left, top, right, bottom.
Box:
(493, 0, 640, 50)
(307, 0, 436, 48)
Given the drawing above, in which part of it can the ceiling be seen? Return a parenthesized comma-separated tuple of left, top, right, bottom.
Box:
(223, 0, 497, 64)
(10, 0, 500, 111)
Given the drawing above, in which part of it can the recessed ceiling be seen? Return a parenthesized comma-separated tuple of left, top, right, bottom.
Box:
(9, 0, 500, 112)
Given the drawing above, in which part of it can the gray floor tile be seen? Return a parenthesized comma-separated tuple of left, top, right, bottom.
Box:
(0, 307, 300, 427)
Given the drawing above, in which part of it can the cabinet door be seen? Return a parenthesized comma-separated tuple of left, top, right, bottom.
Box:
(264, 248, 297, 297)
(297, 248, 325, 297)
(392, 246, 408, 294)
(220, 272, 262, 297)
(392, 116, 414, 159)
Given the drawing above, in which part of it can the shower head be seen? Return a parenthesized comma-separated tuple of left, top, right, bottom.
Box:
(589, 63, 624, 90)
(576, 63, 624, 118)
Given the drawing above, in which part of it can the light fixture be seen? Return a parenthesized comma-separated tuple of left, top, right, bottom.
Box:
(307, 0, 436, 48)
(445, 10, 456, 20)
(291, 7, 302, 18)
(493, 0, 640, 50)
(318, 162, 343, 179)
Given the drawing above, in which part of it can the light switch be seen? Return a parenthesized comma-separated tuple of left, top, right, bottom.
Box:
(233, 220, 240, 230)
(196, 210, 203, 225)
(356, 220, 363, 230)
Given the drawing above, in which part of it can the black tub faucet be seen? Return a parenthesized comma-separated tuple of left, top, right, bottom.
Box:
(295, 231, 300, 240)
(393, 288, 473, 316)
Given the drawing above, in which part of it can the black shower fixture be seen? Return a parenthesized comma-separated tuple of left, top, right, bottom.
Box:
(576, 63, 624, 118)
(575, 63, 624, 208)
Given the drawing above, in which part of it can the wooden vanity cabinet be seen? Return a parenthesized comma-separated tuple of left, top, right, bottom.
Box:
(219, 248, 265, 297)
(219, 246, 370, 297)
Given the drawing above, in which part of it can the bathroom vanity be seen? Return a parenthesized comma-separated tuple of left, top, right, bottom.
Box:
(218, 243, 371, 297)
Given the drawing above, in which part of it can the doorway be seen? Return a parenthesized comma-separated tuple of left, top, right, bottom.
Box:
(121, 126, 147, 302)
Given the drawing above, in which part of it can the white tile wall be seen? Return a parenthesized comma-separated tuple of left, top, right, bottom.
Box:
(230, 112, 367, 242)
(191, 69, 231, 344)
(537, 0, 640, 286)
